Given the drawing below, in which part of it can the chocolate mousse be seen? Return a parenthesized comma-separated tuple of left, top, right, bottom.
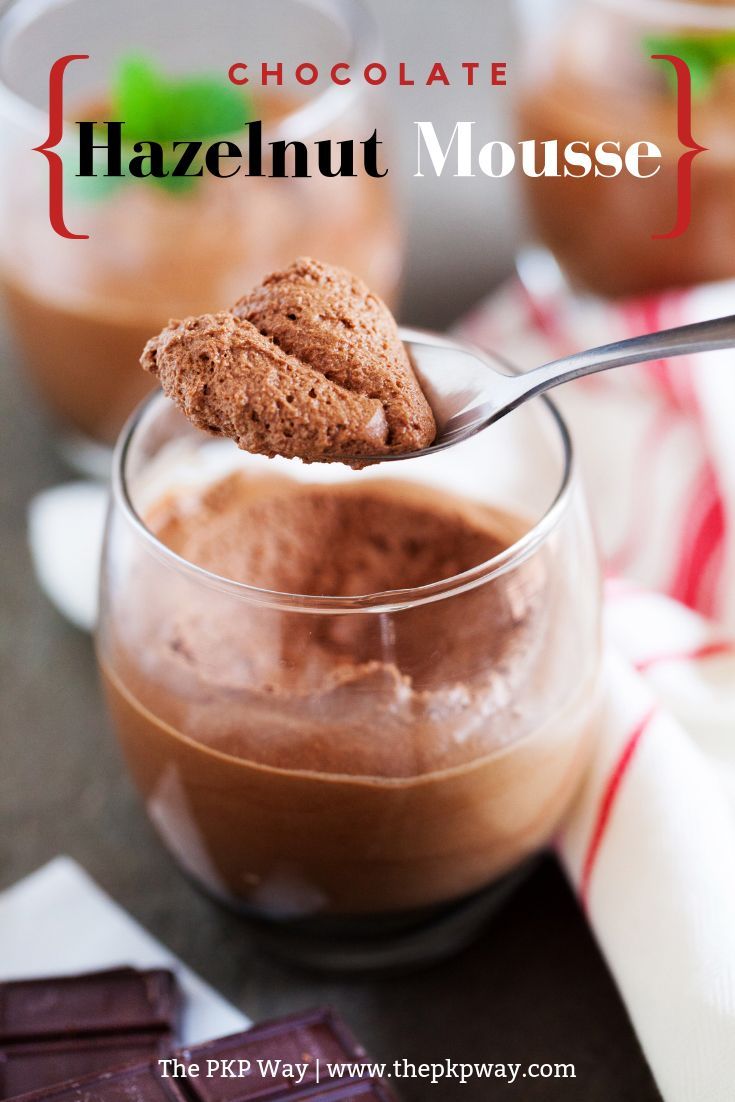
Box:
(141, 259, 436, 461)
(139, 474, 539, 778)
(517, 18, 735, 297)
(101, 468, 599, 916)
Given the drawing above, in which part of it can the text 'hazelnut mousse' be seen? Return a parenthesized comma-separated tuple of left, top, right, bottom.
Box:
(142, 258, 436, 462)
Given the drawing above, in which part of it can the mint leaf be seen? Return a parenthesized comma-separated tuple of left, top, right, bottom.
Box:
(69, 54, 252, 201)
(645, 32, 735, 98)
(110, 53, 253, 194)
(113, 56, 165, 140)
(113, 54, 251, 145)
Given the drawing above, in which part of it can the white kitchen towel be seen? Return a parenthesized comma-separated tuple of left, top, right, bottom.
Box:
(458, 277, 735, 1102)
(0, 856, 249, 1044)
(459, 275, 735, 627)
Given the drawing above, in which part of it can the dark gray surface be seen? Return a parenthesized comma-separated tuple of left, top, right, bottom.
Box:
(0, 329, 662, 1101)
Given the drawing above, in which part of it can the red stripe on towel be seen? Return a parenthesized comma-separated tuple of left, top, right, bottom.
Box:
(637, 296, 726, 616)
(634, 639, 735, 671)
(667, 463, 725, 614)
(634, 297, 699, 414)
(607, 405, 677, 576)
(580, 708, 657, 908)
(516, 277, 577, 359)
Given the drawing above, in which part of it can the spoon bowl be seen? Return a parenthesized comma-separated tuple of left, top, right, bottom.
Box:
(358, 315, 735, 464)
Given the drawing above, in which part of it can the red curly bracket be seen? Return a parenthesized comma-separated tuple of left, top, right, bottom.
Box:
(650, 53, 708, 240)
(34, 54, 90, 240)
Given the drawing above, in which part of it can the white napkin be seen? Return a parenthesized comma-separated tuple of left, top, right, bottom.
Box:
(0, 857, 249, 1044)
(27, 484, 107, 632)
(458, 276, 735, 1102)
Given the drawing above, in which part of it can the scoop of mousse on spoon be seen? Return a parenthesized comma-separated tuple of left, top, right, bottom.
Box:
(142, 257, 735, 464)
(141, 257, 436, 464)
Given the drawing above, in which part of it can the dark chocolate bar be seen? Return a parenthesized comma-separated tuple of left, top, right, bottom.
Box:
(273, 1082, 394, 1101)
(5, 1063, 188, 1102)
(8, 1008, 398, 1102)
(0, 1033, 173, 1100)
(0, 968, 179, 1040)
(0, 968, 179, 1099)
(277, 1081, 395, 1100)
(177, 1008, 367, 1101)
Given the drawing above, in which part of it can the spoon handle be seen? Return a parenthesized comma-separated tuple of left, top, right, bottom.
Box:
(512, 313, 735, 405)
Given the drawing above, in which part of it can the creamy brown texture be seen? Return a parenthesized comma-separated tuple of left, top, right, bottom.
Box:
(142, 259, 435, 462)
(142, 312, 390, 460)
(232, 258, 436, 453)
(101, 472, 599, 915)
(2, 97, 401, 446)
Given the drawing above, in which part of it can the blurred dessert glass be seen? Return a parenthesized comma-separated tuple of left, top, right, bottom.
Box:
(0, 0, 402, 473)
(516, 0, 735, 298)
(97, 365, 602, 969)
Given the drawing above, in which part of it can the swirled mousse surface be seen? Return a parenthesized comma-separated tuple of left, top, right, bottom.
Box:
(128, 472, 550, 778)
(104, 469, 599, 914)
(141, 259, 436, 462)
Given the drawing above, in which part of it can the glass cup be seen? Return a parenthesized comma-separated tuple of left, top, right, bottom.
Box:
(515, 0, 735, 299)
(96, 348, 603, 970)
(0, 0, 402, 473)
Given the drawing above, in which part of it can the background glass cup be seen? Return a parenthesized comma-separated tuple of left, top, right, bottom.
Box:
(515, 0, 735, 299)
(96, 353, 603, 970)
(0, 0, 402, 473)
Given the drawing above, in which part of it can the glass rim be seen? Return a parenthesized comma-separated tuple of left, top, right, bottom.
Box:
(593, 0, 735, 27)
(111, 351, 576, 615)
(0, 0, 378, 140)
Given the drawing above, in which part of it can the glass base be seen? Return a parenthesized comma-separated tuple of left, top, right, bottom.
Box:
(515, 244, 571, 304)
(58, 429, 114, 481)
(233, 861, 537, 973)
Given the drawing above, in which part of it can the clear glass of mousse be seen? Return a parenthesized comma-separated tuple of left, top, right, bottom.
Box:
(515, 0, 735, 298)
(96, 350, 602, 970)
(0, 0, 401, 474)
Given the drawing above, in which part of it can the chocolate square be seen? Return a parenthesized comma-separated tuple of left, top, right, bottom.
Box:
(7, 1063, 189, 1102)
(0, 968, 179, 1100)
(0, 1033, 172, 1099)
(180, 1009, 367, 1101)
(0, 969, 179, 1041)
(4, 1006, 398, 1102)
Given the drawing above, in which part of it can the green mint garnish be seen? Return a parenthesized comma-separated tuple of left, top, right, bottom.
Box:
(113, 55, 251, 147)
(112, 54, 253, 192)
(645, 32, 735, 98)
(69, 52, 253, 202)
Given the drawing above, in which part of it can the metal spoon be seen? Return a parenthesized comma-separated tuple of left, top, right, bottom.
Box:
(373, 314, 735, 461)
